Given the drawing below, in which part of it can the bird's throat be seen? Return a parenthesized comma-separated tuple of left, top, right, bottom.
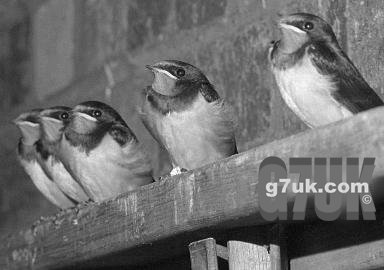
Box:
(69, 116, 97, 135)
(19, 124, 40, 146)
(152, 73, 178, 96)
(42, 121, 63, 142)
(279, 29, 308, 54)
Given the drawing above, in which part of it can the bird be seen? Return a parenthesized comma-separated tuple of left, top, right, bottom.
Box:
(37, 106, 90, 203)
(269, 13, 384, 128)
(140, 60, 237, 176)
(14, 109, 75, 209)
(59, 101, 154, 202)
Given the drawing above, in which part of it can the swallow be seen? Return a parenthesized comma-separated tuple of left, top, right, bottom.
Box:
(14, 109, 75, 209)
(59, 101, 154, 202)
(269, 13, 384, 128)
(37, 106, 90, 203)
(140, 60, 237, 176)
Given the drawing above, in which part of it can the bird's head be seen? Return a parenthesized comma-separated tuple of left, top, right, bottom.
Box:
(69, 101, 126, 135)
(13, 109, 42, 145)
(146, 60, 209, 96)
(278, 13, 338, 53)
(39, 106, 71, 142)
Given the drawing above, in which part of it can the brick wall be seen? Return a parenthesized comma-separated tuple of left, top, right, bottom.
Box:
(1, 0, 384, 233)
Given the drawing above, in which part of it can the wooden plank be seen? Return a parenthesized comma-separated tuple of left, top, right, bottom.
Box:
(288, 220, 384, 270)
(228, 241, 270, 270)
(189, 238, 219, 270)
(2, 107, 384, 269)
(291, 239, 384, 270)
(216, 244, 229, 261)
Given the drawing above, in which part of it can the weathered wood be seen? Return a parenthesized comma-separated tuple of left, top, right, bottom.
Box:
(2, 107, 384, 269)
(288, 220, 384, 270)
(216, 244, 229, 261)
(269, 224, 288, 270)
(189, 238, 219, 270)
(290, 239, 384, 270)
(228, 241, 270, 270)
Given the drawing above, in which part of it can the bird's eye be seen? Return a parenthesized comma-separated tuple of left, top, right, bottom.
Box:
(176, 68, 185, 77)
(60, 112, 69, 120)
(304, 21, 314, 30)
(92, 110, 102, 117)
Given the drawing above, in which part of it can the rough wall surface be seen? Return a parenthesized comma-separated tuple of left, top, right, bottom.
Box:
(1, 0, 384, 233)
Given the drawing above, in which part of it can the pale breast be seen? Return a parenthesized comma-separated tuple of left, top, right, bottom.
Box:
(43, 156, 89, 202)
(273, 53, 353, 128)
(20, 158, 74, 208)
(60, 134, 152, 202)
(155, 94, 235, 170)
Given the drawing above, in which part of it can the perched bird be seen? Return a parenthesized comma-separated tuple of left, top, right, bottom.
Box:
(38, 106, 90, 203)
(59, 101, 154, 202)
(269, 13, 384, 128)
(140, 60, 237, 176)
(14, 109, 75, 209)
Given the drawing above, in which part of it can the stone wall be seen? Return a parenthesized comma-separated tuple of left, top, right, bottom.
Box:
(1, 0, 384, 233)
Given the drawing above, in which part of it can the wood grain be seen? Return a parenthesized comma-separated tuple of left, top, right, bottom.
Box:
(269, 224, 288, 270)
(189, 238, 219, 270)
(2, 107, 384, 269)
(228, 241, 270, 270)
(290, 239, 384, 270)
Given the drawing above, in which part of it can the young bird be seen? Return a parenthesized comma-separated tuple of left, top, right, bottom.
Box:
(14, 109, 75, 209)
(38, 106, 90, 203)
(140, 60, 237, 176)
(269, 13, 384, 128)
(59, 101, 154, 202)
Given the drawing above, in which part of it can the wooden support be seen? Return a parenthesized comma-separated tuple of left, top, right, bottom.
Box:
(2, 107, 384, 269)
(269, 224, 288, 270)
(189, 238, 219, 270)
(288, 220, 384, 270)
(189, 237, 281, 270)
(291, 238, 384, 270)
(216, 244, 229, 261)
(228, 241, 270, 270)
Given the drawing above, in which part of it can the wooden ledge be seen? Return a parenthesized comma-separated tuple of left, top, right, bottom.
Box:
(1, 107, 384, 269)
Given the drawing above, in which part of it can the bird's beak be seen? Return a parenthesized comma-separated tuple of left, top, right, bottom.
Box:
(145, 65, 154, 72)
(279, 22, 306, 35)
(13, 119, 40, 144)
(40, 116, 63, 142)
(73, 112, 97, 122)
(146, 65, 177, 80)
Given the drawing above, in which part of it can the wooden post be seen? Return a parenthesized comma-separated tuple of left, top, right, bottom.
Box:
(269, 224, 288, 270)
(189, 238, 219, 270)
(228, 241, 271, 270)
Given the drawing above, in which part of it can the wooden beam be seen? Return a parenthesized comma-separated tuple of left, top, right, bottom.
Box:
(2, 107, 384, 269)
(288, 219, 384, 270)
(189, 238, 219, 270)
(269, 224, 288, 270)
(291, 238, 384, 270)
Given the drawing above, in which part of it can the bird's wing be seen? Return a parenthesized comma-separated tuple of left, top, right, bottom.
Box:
(137, 89, 167, 148)
(109, 124, 135, 146)
(199, 82, 220, 103)
(211, 100, 238, 157)
(308, 42, 384, 113)
(199, 83, 238, 156)
(109, 123, 154, 182)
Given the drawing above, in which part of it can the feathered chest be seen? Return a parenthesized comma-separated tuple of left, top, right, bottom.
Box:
(271, 49, 352, 127)
(150, 94, 236, 169)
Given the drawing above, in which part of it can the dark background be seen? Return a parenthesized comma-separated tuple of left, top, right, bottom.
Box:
(0, 0, 383, 234)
